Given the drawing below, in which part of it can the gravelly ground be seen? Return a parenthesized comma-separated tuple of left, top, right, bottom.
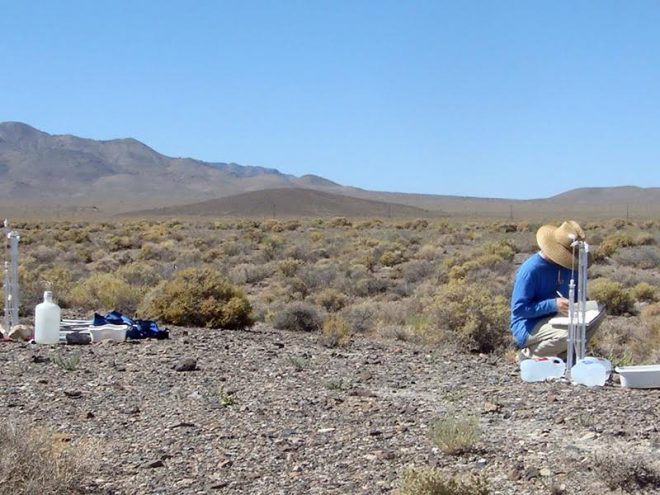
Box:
(1, 324, 658, 495)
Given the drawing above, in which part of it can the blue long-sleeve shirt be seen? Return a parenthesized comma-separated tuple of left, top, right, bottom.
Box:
(510, 253, 573, 348)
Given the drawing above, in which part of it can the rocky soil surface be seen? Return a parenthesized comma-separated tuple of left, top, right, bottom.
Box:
(1, 325, 659, 494)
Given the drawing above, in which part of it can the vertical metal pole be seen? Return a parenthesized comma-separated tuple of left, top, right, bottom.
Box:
(566, 278, 576, 379)
(3, 262, 10, 333)
(8, 232, 19, 326)
(577, 243, 589, 360)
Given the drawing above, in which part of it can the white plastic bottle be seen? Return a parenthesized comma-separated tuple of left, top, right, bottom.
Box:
(34, 291, 61, 344)
(571, 359, 608, 387)
(520, 357, 566, 382)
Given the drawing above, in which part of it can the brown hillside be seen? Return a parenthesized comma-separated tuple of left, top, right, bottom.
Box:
(124, 188, 438, 218)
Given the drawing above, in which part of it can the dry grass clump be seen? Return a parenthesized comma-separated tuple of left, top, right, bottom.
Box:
(319, 316, 351, 348)
(0, 420, 95, 494)
(139, 267, 253, 329)
(429, 410, 481, 455)
(397, 466, 489, 495)
(593, 451, 660, 493)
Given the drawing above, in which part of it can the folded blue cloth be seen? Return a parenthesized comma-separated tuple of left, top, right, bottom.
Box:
(93, 310, 169, 340)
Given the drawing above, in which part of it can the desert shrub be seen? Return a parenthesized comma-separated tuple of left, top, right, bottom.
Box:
(139, 268, 253, 329)
(273, 302, 322, 332)
(328, 216, 352, 228)
(417, 244, 441, 261)
(431, 280, 509, 353)
(398, 466, 489, 495)
(380, 250, 406, 267)
(319, 316, 351, 348)
(593, 451, 660, 493)
(401, 260, 435, 284)
(613, 246, 660, 269)
(70, 273, 143, 313)
(353, 276, 389, 297)
(31, 245, 60, 263)
(228, 263, 273, 284)
(378, 324, 417, 342)
(314, 288, 348, 312)
(430, 411, 480, 455)
(631, 282, 658, 303)
(340, 302, 379, 334)
(444, 241, 515, 283)
(277, 258, 303, 277)
(0, 420, 95, 494)
(641, 302, 660, 319)
(117, 261, 162, 287)
(595, 232, 635, 258)
(589, 278, 634, 315)
(138, 241, 176, 262)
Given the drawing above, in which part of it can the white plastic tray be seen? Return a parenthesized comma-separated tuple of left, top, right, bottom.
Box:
(615, 365, 660, 389)
(89, 324, 128, 342)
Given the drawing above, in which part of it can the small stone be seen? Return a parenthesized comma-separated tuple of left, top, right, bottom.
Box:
(369, 429, 383, 436)
(579, 432, 596, 441)
(64, 390, 82, 398)
(539, 468, 552, 477)
(483, 401, 500, 413)
(476, 458, 487, 468)
(143, 459, 164, 468)
(174, 358, 197, 372)
(31, 355, 50, 364)
(317, 428, 336, 433)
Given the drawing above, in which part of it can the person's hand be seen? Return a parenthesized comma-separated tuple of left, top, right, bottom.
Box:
(556, 297, 569, 316)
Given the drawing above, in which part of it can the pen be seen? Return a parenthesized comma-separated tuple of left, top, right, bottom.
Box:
(556, 291, 564, 298)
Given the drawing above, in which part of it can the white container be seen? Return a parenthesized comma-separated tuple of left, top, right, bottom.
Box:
(89, 324, 128, 343)
(615, 365, 660, 389)
(34, 291, 61, 344)
(520, 357, 566, 382)
(582, 357, 612, 375)
(571, 358, 608, 387)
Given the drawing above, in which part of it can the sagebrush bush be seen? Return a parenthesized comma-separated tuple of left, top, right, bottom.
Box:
(139, 267, 253, 329)
(589, 278, 634, 315)
(273, 302, 322, 332)
(0, 420, 95, 494)
(398, 466, 489, 495)
(613, 246, 660, 269)
(319, 316, 351, 347)
(432, 280, 509, 353)
(314, 288, 348, 312)
(70, 273, 143, 313)
(631, 282, 658, 303)
(340, 302, 378, 334)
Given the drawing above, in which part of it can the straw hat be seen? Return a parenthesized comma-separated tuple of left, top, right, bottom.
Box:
(536, 220, 586, 269)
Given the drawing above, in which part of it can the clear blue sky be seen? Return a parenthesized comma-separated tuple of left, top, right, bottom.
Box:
(1, 1, 659, 199)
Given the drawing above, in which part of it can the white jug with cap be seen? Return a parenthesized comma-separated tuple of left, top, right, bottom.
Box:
(34, 291, 61, 344)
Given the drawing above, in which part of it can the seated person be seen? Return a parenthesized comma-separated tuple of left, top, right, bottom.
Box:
(510, 220, 605, 359)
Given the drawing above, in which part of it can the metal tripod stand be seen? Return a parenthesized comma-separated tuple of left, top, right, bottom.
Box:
(566, 239, 589, 380)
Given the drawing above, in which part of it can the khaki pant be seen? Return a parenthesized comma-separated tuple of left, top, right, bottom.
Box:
(520, 301, 605, 359)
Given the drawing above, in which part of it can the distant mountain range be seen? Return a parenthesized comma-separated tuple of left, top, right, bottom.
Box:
(1, 121, 658, 218)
